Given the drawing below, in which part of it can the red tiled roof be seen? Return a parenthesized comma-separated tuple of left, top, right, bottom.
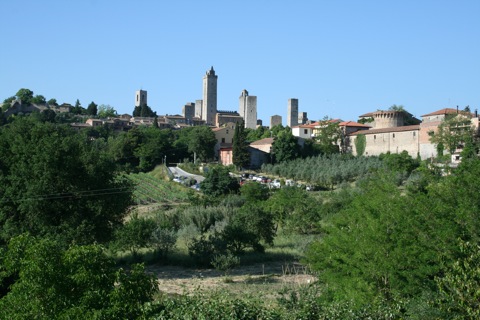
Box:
(250, 137, 274, 145)
(349, 125, 420, 135)
(421, 108, 471, 117)
(359, 112, 374, 117)
(339, 121, 371, 128)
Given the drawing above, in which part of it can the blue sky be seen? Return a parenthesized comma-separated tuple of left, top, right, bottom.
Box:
(1, 0, 479, 124)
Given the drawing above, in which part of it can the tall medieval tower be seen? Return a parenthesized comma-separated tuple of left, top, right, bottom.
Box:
(287, 98, 299, 127)
(239, 89, 257, 129)
(202, 66, 217, 125)
(135, 90, 147, 107)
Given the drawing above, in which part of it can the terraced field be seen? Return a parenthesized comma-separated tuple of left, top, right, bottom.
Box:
(127, 172, 194, 207)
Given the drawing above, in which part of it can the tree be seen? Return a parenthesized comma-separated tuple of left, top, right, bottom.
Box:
(232, 121, 250, 169)
(354, 134, 366, 156)
(113, 214, 156, 257)
(0, 117, 133, 244)
(86, 101, 98, 116)
(436, 240, 480, 319)
(304, 171, 460, 306)
(97, 104, 117, 118)
(430, 114, 475, 155)
(15, 88, 34, 105)
(47, 98, 58, 107)
(0, 234, 158, 319)
(200, 166, 239, 197)
(272, 130, 301, 163)
(71, 99, 85, 114)
(314, 117, 342, 154)
(31, 94, 46, 105)
(188, 125, 216, 163)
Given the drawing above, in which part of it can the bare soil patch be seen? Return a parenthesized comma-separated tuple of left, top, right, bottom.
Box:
(148, 262, 316, 298)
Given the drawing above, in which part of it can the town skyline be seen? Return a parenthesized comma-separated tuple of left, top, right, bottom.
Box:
(1, 1, 479, 123)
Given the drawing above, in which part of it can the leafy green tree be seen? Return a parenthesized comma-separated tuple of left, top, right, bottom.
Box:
(314, 117, 342, 154)
(436, 240, 480, 319)
(134, 127, 172, 172)
(188, 125, 216, 163)
(15, 88, 34, 105)
(39, 108, 57, 123)
(222, 203, 275, 254)
(240, 181, 269, 202)
(97, 104, 117, 118)
(232, 121, 250, 169)
(47, 98, 58, 107)
(0, 234, 158, 319)
(71, 98, 85, 114)
(355, 134, 366, 156)
(0, 117, 133, 244)
(132, 105, 156, 117)
(31, 94, 46, 105)
(272, 130, 301, 163)
(113, 214, 156, 257)
(200, 166, 239, 197)
(430, 114, 474, 154)
(304, 171, 459, 306)
(379, 150, 420, 175)
(86, 101, 98, 116)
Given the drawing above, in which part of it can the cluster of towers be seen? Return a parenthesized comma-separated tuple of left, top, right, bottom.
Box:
(135, 67, 306, 129)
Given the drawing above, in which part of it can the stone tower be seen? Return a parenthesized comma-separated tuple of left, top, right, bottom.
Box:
(202, 66, 217, 125)
(195, 99, 203, 119)
(270, 115, 282, 128)
(372, 111, 405, 129)
(135, 90, 147, 107)
(183, 102, 195, 124)
(239, 89, 257, 129)
(287, 98, 299, 127)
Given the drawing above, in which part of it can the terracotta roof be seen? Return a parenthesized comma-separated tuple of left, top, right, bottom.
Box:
(339, 121, 371, 128)
(421, 108, 472, 117)
(349, 125, 420, 135)
(250, 137, 274, 146)
(359, 112, 374, 117)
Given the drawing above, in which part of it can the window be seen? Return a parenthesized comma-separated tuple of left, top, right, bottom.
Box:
(304, 129, 308, 134)
(413, 132, 416, 137)
(374, 135, 376, 140)
(392, 133, 395, 138)
(226, 130, 229, 134)
(221, 138, 225, 143)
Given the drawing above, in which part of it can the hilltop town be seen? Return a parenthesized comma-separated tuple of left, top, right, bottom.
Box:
(1, 66, 478, 168)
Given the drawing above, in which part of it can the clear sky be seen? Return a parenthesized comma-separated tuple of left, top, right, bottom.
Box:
(1, 0, 479, 124)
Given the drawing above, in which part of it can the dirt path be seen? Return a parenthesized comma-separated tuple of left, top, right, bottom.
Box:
(148, 262, 316, 296)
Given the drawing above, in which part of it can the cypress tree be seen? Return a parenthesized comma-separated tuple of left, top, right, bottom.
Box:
(233, 121, 250, 169)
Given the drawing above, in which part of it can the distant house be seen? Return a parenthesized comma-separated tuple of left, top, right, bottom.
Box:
(249, 137, 274, 168)
(212, 122, 236, 160)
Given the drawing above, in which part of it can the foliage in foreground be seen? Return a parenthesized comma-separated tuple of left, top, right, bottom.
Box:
(0, 234, 158, 320)
(304, 158, 480, 314)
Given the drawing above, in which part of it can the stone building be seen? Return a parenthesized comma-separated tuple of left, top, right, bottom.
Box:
(182, 102, 195, 124)
(270, 115, 282, 128)
(348, 107, 479, 159)
(287, 98, 299, 128)
(195, 99, 203, 119)
(135, 90, 147, 107)
(202, 67, 217, 125)
(238, 89, 257, 129)
(298, 112, 308, 125)
(216, 111, 243, 127)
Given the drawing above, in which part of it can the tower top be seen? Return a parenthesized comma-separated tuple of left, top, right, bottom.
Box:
(206, 66, 215, 76)
(240, 89, 249, 97)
